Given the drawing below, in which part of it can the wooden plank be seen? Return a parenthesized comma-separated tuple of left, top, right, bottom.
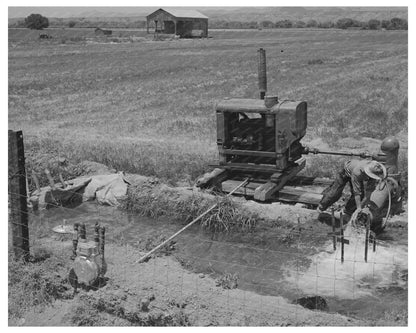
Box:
(8, 130, 30, 260)
(196, 168, 228, 188)
(221, 179, 263, 196)
(287, 176, 333, 186)
(274, 186, 323, 205)
(221, 181, 323, 205)
(212, 163, 282, 173)
(223, 149, 276, 158)
(254, 158, 305, 201)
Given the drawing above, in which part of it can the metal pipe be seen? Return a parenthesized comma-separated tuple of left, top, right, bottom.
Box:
(331, 207, 336, 251)
(71, 223, 79, 260)
(79, 223, 86, 240)
(32, 171, 40, 192)
(94, 223, 100, 246)
(364, 216, 370, 262)
(58, 172, 67, 189)
(99, 226, 105, 257)
(44, 168, 55, 189)
(340, 212, 344, 263)
(258, 48, 267, 100)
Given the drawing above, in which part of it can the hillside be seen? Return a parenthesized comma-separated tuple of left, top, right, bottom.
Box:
(8, 6, 408, 23)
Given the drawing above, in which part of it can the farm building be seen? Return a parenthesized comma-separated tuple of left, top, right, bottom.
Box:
(146, 8, 208, 38)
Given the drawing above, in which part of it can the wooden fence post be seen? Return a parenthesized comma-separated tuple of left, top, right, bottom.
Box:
(8, 130, 30, 259)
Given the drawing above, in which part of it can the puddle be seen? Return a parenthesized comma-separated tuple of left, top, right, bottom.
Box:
(30, 202, 408, 321)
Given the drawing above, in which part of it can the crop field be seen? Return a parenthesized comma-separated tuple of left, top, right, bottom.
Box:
(8, 28, 408, 183)
(8, 27, 409, 326)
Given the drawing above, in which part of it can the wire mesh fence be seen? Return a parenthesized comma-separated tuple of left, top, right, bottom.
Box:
(8, 23, 408, 326)
(8, 166, 408, 326)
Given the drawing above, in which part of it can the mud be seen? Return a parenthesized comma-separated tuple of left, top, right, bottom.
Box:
(26, 200, 407, 324)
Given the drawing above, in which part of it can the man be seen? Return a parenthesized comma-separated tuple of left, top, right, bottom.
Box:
(317, 160, 387, 215)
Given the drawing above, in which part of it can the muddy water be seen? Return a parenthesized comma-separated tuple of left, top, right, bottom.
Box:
(31, 202, 408, 322)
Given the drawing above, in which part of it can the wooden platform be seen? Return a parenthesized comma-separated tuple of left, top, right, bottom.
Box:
(221, 178, 324, 206)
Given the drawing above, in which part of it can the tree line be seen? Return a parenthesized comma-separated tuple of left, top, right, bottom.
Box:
(10, 14, 408, 31)
(211, 17, 407, 30)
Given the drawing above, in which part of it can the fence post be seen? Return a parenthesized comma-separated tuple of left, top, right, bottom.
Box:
(8, 130, 30, 259)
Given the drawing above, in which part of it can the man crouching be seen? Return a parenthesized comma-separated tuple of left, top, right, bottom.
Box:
(317, 160, 387, 217)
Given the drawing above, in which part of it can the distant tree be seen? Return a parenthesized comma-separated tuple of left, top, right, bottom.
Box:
(295, 20, 306, 28)
(24, 13, 49, 30)
(247, 21, 258, 29)
(381, 19, 391, 29)
(306, 19, 318, 28)
(336, 18, 354, 29)
(275, 20, 293, 28)
(68, 20, 77, 28)
(390, 17, 408, 30)
(229, 21, 244, 29)
(318, 21, 334, 29)
(261, 20, 275, 29)
(368, 19, 381, 30)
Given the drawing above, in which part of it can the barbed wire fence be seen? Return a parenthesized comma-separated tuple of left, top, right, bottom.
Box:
(8, 130, 407, 326)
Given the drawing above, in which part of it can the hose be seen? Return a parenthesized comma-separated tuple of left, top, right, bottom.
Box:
(383, 179, 392, 228)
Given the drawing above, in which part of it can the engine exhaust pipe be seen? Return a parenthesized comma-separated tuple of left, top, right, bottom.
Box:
(258, 48, 267, 100)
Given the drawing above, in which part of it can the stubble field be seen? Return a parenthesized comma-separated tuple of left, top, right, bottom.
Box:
(8, 28, 408, 184)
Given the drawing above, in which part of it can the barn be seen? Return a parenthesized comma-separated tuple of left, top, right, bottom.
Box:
(146, 8, 208, 38)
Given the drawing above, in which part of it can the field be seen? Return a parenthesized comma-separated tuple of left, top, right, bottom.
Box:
(8, 27, 409, 326)
(8, 28, 408, 184)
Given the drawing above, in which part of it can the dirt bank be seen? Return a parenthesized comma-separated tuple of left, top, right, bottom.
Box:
(15, 237, 360, 326)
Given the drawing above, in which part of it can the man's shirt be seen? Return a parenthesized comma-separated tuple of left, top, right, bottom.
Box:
(344, 160, 369, 196)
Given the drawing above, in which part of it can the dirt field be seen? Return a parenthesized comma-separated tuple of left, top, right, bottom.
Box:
(8, 28, 408, 183)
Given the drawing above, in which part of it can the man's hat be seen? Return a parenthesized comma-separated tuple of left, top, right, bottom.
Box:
(364, 161, 387, 180)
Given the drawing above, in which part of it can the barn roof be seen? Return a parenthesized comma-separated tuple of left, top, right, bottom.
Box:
(147, 8, 208, 20)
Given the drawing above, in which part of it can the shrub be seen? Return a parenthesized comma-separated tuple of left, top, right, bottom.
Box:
(24, 13, 49, 30)
(306, 19, 318, 28)
(368, 19, 381, 30)
(336, 18, 360, 29)
(68, 20, 77, 28)
(295, 21, 306, 28)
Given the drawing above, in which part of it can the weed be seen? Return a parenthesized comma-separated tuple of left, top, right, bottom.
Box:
(308, 58, 325, 65)
(121, 182, 258, 233)
(74, 292, 191, 326)
(8, 251, 71, 319)
(215, 272, 239, 289)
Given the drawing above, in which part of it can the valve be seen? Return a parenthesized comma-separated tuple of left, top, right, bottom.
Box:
(69, 222, 107, 292)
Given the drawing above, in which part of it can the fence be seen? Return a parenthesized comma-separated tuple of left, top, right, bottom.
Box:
(8, 131, 408, 326)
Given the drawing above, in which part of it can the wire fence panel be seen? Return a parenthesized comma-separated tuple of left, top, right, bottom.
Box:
(8, 24, 408, 326)
(7, 177, 408, 326)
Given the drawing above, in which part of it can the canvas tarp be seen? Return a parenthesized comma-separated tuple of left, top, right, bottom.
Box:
(29, 172, 130, 210)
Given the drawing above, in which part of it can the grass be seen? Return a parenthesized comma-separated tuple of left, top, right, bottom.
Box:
(122, 181, 259, 233)
(8, 28, 407, 184)
(8, 248, 72, 320)
(69, 293, 191, 326)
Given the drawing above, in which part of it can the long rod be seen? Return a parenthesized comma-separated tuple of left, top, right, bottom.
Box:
(136, 178, 249, 264)
(331, 207, 336, 251)
(258, 48, 267, 100)
(364, 217, 370, 262)
(340, 212, 344, 263)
